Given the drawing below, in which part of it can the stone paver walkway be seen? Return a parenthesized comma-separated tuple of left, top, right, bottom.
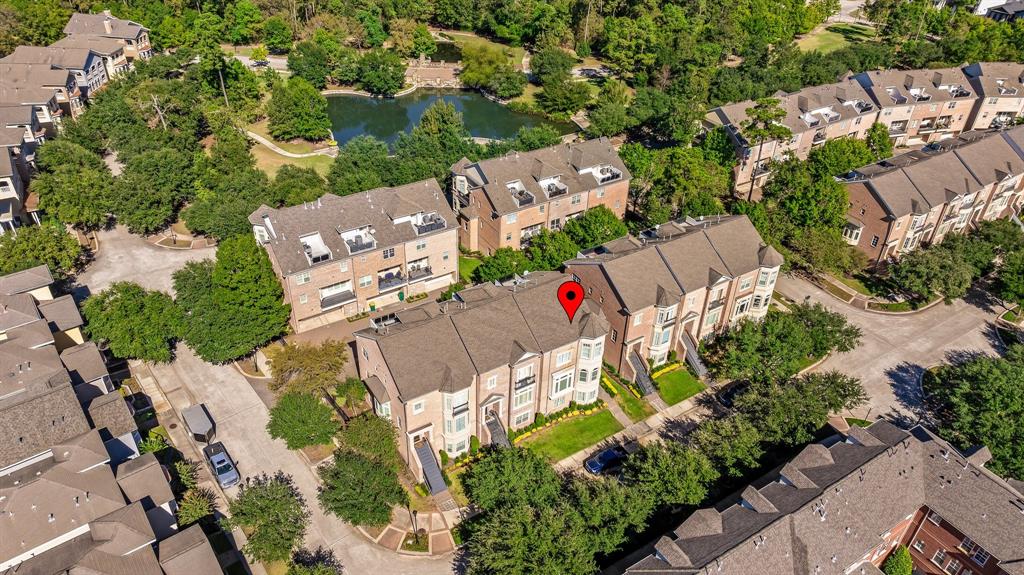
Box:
(360, 507, 461, 556)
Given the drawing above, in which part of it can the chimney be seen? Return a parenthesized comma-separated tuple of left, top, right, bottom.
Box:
(797, 95, 809, 112)
(262, 214, 277, 239)
(102, 13, 112, 34)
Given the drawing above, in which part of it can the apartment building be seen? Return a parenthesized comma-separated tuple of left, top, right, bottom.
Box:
(565, 215, 782, 387)
(842, 125, 1024, 266)
(963, 62, 1024, 129)
(353, 272, 608, 488)
(63, 10, 153, 62)
(0, 62, 83, 121)
(450, 138, 631, 254)
(855, 68, 978, 147)
(2, 46, 110, 100)
(51, 35, 130, 79)
(625, 421, 1024, 575)
(249, 179, 459, 333)
(704, 78, 879, 196)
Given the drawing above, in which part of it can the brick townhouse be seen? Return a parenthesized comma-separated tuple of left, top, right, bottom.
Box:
(63, 10, 153, 63)
(625, 420, 1024, 575)
(450, 138, 631, 254)
(963, 62, 1024, 130)
(2, 46, 110, 100)
(249, 179, 459, 333)
(704, 78, 879, 197)
(564, 215, 782, 388)
(0, 63, 83, 122)
(353, 272, 608, 489)
(855, 67, 978, 147)
(842, 125, 1024, 267)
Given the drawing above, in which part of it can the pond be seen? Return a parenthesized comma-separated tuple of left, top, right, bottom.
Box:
(326, 88, 575, 147)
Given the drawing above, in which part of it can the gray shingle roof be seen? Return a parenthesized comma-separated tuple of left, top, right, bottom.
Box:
(50, 35, 125, 56)
(0, 377, 85, 469)
(0, 265, 53, 295)
(248, 178, 456, 276)
(87, 391, 137, 439)
(39, 294, 84, 332)
(626, 422, 1024, 575)
(856, 67, 976, 106)
(63, 12, 148, 40)
(964, 62, 1024, 99)
(356, 272, 608, 401)
(157, 524, 222, 575)
(60, 342, 108, 387)
(115, 452, 173, 507)
(2, 46, 94, 71)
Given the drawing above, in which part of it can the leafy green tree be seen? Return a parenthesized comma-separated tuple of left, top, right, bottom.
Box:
(460, 44, 524, 98)
(463, 447, 561, 511)
(112, 148, 195, 234)
(487, 65, 528, 98)
(977, 218, 1024, 254)
(268, 393, 340, 450)
(263, 16, 293, 53)
(334, 414, 402, 469)
(526, 229, 580, 270)
(510, 125, 562, 150)
(225, 0, 263, 45)
(567, 477, 654, 556)
(390, 19, 436, 57)
(465, 503, 597, 575)
(562, 206, 629, 249)
(692, 415, 764, 478)
(223, 472, 310, 563)
(288, 41, 332, 89)
(174, 459, 200, 492)
(251, 45, 269, 63)
(317, 448, 407, 526)
(736, 372, 867, 446)
(0, 222, 82, 280)
(177, 488, 216, 527)
(266, 340, 349, 396)
(327, 136, 391, 195)
(357, 49, 405, 96)
(473, 247, 531, 282)
(32, 140, 112, 230)
(268, 78, 332, 141)
(356, 9, 388, 47)
(931, 345, 1024, 478)
(882, 545, 913, 575)
(175, 236, 290, 363)
(699, 127, 738, 169)
(764, 158, 848, 230)
(287, 547, 344, 575)
(621, 441, 717, 508)
(741, 98, 791, 201)
(271, 165, 328, 207)
(531, 46, 575, 84)
(891, 246, 974, 301)
(787, 227, 867, 275)
(866, 123, 894, 160)
(82, 282, 183, 363)
(999, 250, 1024, 307)
(537, 77, 591, 115)
(335, 377, 367, 411)
(808, 138, 875, 179)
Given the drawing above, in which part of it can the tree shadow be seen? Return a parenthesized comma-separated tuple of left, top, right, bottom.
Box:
(981, 321, 1008, 353)
(657, 414, 701, 444)
(962, 283, 999, 314)
(944, 348, 989, 366)
(884, 361, 926, 425)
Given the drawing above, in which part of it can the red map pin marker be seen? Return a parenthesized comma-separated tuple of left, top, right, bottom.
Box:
(557, 281, 584, 322)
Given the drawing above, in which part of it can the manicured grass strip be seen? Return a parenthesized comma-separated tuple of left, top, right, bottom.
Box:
(609, 378, 655, 423)
(1002, 307, 1020, 323)
(654, 369, 705, 406)
(523, 410, 623, 462)
(458, 256, 482, 283)
(845, 417, 874, 427)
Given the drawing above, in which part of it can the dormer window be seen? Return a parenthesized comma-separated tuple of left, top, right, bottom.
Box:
(299, 233, 331, 265)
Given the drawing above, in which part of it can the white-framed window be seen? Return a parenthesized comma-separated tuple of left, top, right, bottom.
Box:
(296, 272, 311, 285)
(513, 387, 533, 408)
(445, 412, 468, 434)
(653, 328, 671, 346)
(513, 411, 531, 427)
(932, 549, 947, 566)
(843, 226, 862, 243)
(927, 511, 943, 525)
(506, 213, 518, 224)
(972, 549, 990, 566)
(704, 308, 722, 327)
(416, 240, 427, 251)
(960, 537, 976, 553)
(446, 439, 467, 455)
(486, 375, 497, 389)
(592, 341, 603, 357)
(374, 398, 391, 420)
(733, 296, 751, 317)
(576, 389, 597, 403)
(443, 251, 450, 261)
(254, 226, 270, 243)
(590, 367, 599, 381)
(556, 350, 571, 366)
(942, 559, 961, 575)
(578, 369, 589, 383)
(596, 188, 605, 198)
(516, 364, 534, 382)
(339, 260, 349, 272)
(358, 275, 372, 288)
(412, 401, 424, 414)
(757, 271, 770, 286)
(539, 204, 545, 213)
(382, 247, 395, 259)
(740, 277, 753, 290)
(687, 294, 695, 307)
(551, 371, 573, 396)
(656, 306, 677, 324)
(571, 194, 582, 205)
(581, 342, 593, 360)
(913, 540, 925, 552)
(633, 313, 643, 326)
(298, 294, 308, 304)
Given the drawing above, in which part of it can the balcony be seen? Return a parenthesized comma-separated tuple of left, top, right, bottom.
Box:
(949, 86, 972, 98)
(543, 181, 568, 198)
(345, 235, 376, 254)
(320, 290, 355, 311)
(409, 265, 433, 282)
(520, 225, 543, 242)
(812, 131, 827, 144)
(597, 166, 623, 184)
(415, 214, 447, 235)
(514, 374, 536, 390)
(511, 187, 534, 207)
(378, 271, 406, 292)
(889, 123, 908, 135)
(452, 402, 470, 416)
(887, 89, 908, 105)
(853, 101, 874, 113)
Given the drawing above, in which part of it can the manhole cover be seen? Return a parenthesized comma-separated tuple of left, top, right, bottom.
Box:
(169, 423, 178, 429)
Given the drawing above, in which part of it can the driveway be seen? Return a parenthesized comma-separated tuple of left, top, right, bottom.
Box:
(775, 275, 1002, 424)
(148, 348, 457, 575)
(76, 225, 215, 296)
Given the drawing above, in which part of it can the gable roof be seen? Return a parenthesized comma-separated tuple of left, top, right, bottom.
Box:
(0, 265, 52, 295)
(157, 524, 221, 575)
(87, 391, 137, 439)
(60, 342, 108, 387)
(2, 46, 95, 71)
(63, 12, 147, 40)
(114, 453, 173, 507)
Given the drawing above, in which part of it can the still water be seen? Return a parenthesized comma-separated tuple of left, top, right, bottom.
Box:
(326, 89, 574, 146)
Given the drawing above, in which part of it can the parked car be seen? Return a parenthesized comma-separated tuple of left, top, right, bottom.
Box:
(251, 59, 269, 68)
(203, 442, 240, 488)
(714, 381, 750, 409)
(584, 445, 628, 475)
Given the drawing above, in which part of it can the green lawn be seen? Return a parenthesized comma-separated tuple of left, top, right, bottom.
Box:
(1002, 307, 1020, 323)
(439, 30, 527, 69)
(608, 377, 655, 423)
(796, 23, 876, 54)
(845, 417, 874, 427)
(247, 121, 332, 155)
(251, 144, 333, 178)
(654, 368, 705, 406)
(459, 256, 482, 283)
(821, 280, 854, 302)
(523, 410, 624, 462)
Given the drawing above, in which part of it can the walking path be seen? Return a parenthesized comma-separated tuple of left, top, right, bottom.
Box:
(245, 130, 338, 158)
(359, 507, 461, 557)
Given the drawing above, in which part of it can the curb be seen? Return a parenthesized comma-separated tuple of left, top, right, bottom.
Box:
(803, 273, 946, 316)
(231, 360, 272, 381)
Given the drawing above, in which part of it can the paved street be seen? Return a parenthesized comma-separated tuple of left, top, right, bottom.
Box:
(776, 275, 1003, 424)
(76, 225, 215, 295)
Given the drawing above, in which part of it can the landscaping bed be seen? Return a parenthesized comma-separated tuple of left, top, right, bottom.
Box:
(654, 368, 705, 406)
(606, 377, 655, 422)
(521, 410, 623, 462)
(845, 417, 874, 428)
